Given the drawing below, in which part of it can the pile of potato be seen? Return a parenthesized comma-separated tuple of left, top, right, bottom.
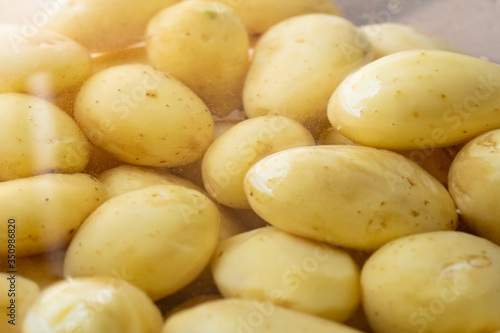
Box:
(1, 0, 500, 332)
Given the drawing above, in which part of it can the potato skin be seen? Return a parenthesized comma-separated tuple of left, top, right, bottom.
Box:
(449, 129, 500, 245)
(243, 14, 372, 126)
(64, 185, 220, 301)
(74, 64, 214, 167)
(146, 0, 249, 117)
(361, 231, 500, 333)
(244, 145, 457, 250)
(0, 25, 91, 95)
(0, 173, 105, 257)
(0, 93, 91, 181)
(328, 50, 500, 149)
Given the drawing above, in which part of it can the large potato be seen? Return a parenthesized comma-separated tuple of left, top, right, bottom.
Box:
(361, 231, 500, 333)
(328, 50, 500, 149)
(243, 14, 372, 127)
(0, 93, 90, 181)
(74, 64, 214, 167)
(0, 25, 91, 95)
(360, 23, 458, 59)
(0, 273, 39, 333)
(449, 129, 500, 245)
(146, 0, 249, 117)
(43, 0, 181, 52)
(162, 298, 364, 333)
(64, 184, 220, 301)
(244, 146, 457, 250)
(23, 277, 163, 333)
(212, 227, 360, 321)
(202, 116, 315, 209)
(202, 0, 342, 35)
(0, 173, 106, 257)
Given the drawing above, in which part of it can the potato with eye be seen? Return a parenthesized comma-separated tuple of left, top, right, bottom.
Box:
(146, 0, 250, 117)
(361, 231, 500, 333)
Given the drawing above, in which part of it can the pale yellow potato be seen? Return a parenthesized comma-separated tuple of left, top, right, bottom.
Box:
(0, 93, 90, 181)
(146, 1, 249, 117)
(23, 277, 163, 333)
(243, 14, 372, 127)
(212, 227, 360, 321)
(244, 146, 457, 250)
(203, 0, 342, 35)
(202, 116, 315, 209)
(0, 273, 39, 333)
(162, 298, 365, 333)
(43, 0, 182, 52)
(449, 129, 500, 245)
(328, 50, 500, 149)
(64, 184, 220, 301)
(74, 64, 214, 167)
(361, 231, 500, 333)
(360, 23, 459, 59)
(0, 173, 106, 257)
(0, 25, 91, 95)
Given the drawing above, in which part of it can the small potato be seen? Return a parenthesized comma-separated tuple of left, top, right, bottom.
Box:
(43, 0, 182, 52)
(146, 1, 250, 117)
(0, 273, 39, 333)
(23, 277, 163, 333)
(360, 23, 458, 59)
(0, 93, 91, 181)
(74, 64, 214, 167)
(212, 227, 360, 321)
(64, 185, 220, 301)
(202, 0, 342, 35)
(244, 146, 457, 250)
(361, 231, 500, 333)
(202, 116, 315, 209)
(162, 298, 364, 333)
(0, 173, 106, 257)
(328, 50, 500, 149)
(0, 25, 91, 95)
(244, 14, 372, 127)
(449, 129, 500, 245)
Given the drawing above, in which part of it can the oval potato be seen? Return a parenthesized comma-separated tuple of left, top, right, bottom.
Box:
(0, 173, 106, 257)
(243, 14, 372, 126)
(0, 93, 90, 181)
(244, 146, 457, 250)
(328, 50, 500, 149)
(64, 185, 220, 300)
(74, 64, 214, 167)
(146, 0, 249, 117)
(0, 25, 91, 95)
(361, 231, 500, 333)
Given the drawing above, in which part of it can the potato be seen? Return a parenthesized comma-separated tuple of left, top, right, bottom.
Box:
(0, 273, 39, 333)
(212, 227, 360, 321)
(202, 116, 315, 209)
(92, 45, 149, 74)
(449, 129, 500, 245)
(23, 277, 163, 333)
(162, 298, 364, 333)
(243, 14, 372, 127)
(202, 0, 342, 35)
(360, 23, 459, 59)
(0, 173, 106, 257)
(244, 146, 457, 250)
(74, 64, 214, 167)
(146, 1, 249, 117)
(0, 25, 91, 95)
(64, 184, 220, 301)
(43, 0, 182, 52)
(328, 50, 500, 149)
(361, 231, 500, 333)
(0, 93, 90, 181)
